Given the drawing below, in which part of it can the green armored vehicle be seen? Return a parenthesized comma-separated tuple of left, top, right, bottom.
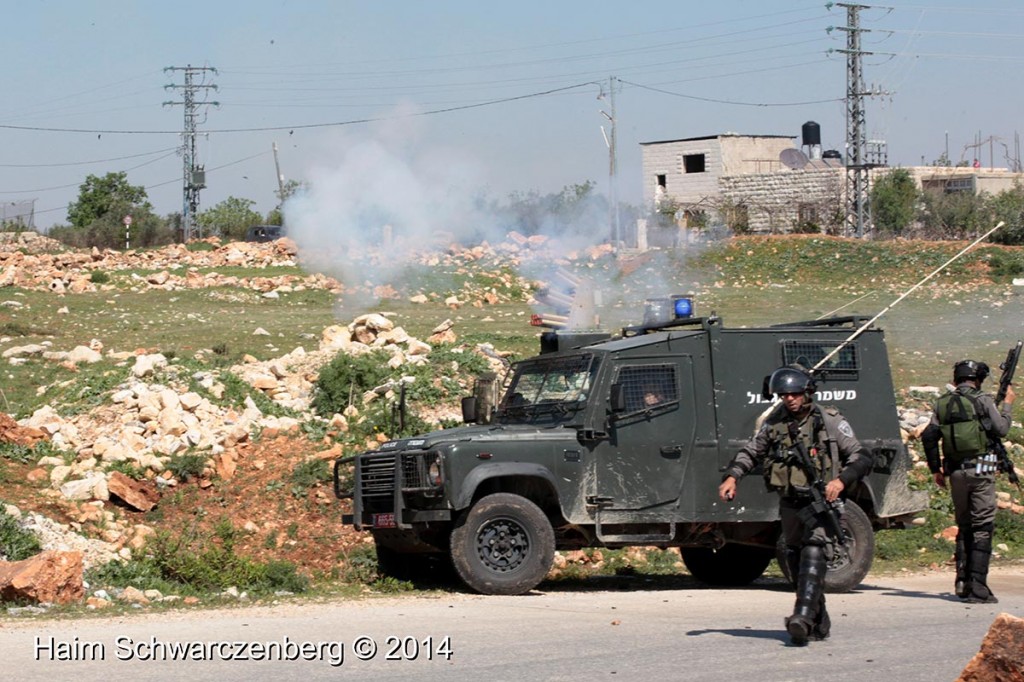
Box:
(336, 302, 927, 595)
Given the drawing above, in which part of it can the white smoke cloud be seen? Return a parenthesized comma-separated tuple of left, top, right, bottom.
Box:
(282, 114, 711, 326)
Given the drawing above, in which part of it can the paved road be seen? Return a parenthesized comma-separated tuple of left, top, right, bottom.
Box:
(1, 568, 1021, 681)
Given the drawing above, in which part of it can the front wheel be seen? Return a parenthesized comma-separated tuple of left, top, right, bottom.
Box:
(450, 493, 555, 595)
(776, 499, 874, 593)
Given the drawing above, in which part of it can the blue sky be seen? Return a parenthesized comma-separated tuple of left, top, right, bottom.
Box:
(2, 0, 1022, 229)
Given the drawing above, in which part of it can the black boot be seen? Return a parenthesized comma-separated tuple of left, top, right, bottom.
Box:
(964, 530, 998, 604)
(954, 524, 971, 599)
(785, 545, 826, 646)
(812, 594, 831, 641)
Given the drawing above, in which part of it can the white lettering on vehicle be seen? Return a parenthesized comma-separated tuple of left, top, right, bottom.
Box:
(746, 389, 857, 404)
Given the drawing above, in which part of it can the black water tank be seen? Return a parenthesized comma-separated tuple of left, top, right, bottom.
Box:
(802, 121, 821, 147)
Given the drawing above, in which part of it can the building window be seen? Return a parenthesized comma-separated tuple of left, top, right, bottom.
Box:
(798, 203, 818, 224)
(656, 174, 666, 188)
(944, 177, 975, 194)
(683, 154, 706, 174)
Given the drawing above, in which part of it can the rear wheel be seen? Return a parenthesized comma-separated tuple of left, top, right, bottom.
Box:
(681, 544, 775, 586)
(775, 499, 874, 593)
(450, 493, 555, 595)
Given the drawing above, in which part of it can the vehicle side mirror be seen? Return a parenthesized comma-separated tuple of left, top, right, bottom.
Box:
(609, 383, 625, 412)
(461, 396, 478, 424)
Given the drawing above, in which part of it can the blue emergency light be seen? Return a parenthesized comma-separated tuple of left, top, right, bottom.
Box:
(673, 296, 694, 318)
(642, 295, 695, 326)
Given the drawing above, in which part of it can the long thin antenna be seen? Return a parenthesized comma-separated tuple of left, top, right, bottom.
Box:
(815, 291, 874, 320)
(813, 221, 1005, 371)
(756, 220, 1005, 431)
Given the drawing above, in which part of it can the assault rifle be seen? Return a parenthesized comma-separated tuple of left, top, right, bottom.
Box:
(993, 341, 1022, 489)
(787, 422, 846, 545)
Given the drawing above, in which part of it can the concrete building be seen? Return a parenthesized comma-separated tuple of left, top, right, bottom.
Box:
(911, 166, 1023, 196)
(640, 133, 844, 235)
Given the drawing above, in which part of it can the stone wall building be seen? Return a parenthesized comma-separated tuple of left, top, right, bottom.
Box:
(640, 133, 845, 235)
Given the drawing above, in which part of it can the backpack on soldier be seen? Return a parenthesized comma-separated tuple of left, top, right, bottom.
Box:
(934, 390, 990, 461)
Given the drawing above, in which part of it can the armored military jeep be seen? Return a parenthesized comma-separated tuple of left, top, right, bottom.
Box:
(336, 310, 927, 595)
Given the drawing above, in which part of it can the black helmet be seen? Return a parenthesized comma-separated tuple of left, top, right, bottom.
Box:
(767, 364, 816, 397)
(953, 359, 990, 383)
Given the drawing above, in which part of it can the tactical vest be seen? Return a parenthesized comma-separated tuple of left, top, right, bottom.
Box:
(764, 405, 841, 497)
(934, 388, 991, 461)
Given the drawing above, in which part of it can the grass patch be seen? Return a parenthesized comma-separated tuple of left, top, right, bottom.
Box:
(165, 452, 208, 482)
(290, 459, 331, 497)
(0, 507, 42, 561)
(143, 519, 309, 593)
(87, 522, 310, 596)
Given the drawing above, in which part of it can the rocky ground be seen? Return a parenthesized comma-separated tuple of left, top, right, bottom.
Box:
(1, 231, 1022, 610)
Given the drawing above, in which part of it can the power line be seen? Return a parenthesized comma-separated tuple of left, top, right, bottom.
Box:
(0, 146, 179, 168)
(619, 79, 842, 107)
(218, 7, 826, 74)
(0, 151, 179, 195)
(0, 82, 600, 135)
(29, 150, 273, 218)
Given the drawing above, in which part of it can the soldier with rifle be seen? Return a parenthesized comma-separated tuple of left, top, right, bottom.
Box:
(718, 364, 872, 646)
(921, 347, 1018, 604)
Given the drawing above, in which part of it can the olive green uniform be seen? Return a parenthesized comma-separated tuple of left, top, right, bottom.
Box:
(724, 402, 871, 643)
(922, 383, 1011, 602)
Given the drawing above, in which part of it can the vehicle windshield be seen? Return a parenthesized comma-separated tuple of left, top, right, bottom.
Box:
(495, 354, 598, 425)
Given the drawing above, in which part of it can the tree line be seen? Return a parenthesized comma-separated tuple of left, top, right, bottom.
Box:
(10, 169, 1024, 250)
(871, 168, 1024, 244)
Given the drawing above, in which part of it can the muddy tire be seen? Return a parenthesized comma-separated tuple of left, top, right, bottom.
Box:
(776, 499, 874, 593)
(450, 493, 554, 595)
(681, 544, 775, 586)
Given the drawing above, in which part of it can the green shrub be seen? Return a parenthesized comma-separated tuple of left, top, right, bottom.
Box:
(337, 544, 380, 584)
(106, 459, 146, 480)
(216, 370, 299, 418)
(85, 557, 169, 592)
(312, 350, 392, 417)
(144, 520, 309, 593)
(0, 442, 37, 464)
(89, 270, 111, 284)
(0, 508, 42, 561)
(0, 440, 74, 465)
(986, 250, 1024, 278)
(166, 452, 208, 482)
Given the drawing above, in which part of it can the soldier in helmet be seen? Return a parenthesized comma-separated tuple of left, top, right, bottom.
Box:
(718, 364, 872, 646)
(921, 359, 1015, 604)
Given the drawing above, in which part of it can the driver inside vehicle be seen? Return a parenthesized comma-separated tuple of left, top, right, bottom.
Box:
(642, 384, 664, 407)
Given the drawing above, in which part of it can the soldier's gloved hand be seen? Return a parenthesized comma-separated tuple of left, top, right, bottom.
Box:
(825, 478, 845, 502)
(718, 477, 737, 502)
(933, 471, 946, 488)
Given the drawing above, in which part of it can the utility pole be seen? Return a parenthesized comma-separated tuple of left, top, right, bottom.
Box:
(272, 142, 286, 201)
(164, 65, 219, 242)
(599, 76, 620, 247)
(830, 4, 890, 238)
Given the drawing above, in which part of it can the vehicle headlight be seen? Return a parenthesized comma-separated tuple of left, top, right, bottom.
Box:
(428, 460, 443, 486)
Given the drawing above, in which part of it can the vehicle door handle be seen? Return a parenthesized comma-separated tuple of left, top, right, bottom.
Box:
(660, 445, 682, 457)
